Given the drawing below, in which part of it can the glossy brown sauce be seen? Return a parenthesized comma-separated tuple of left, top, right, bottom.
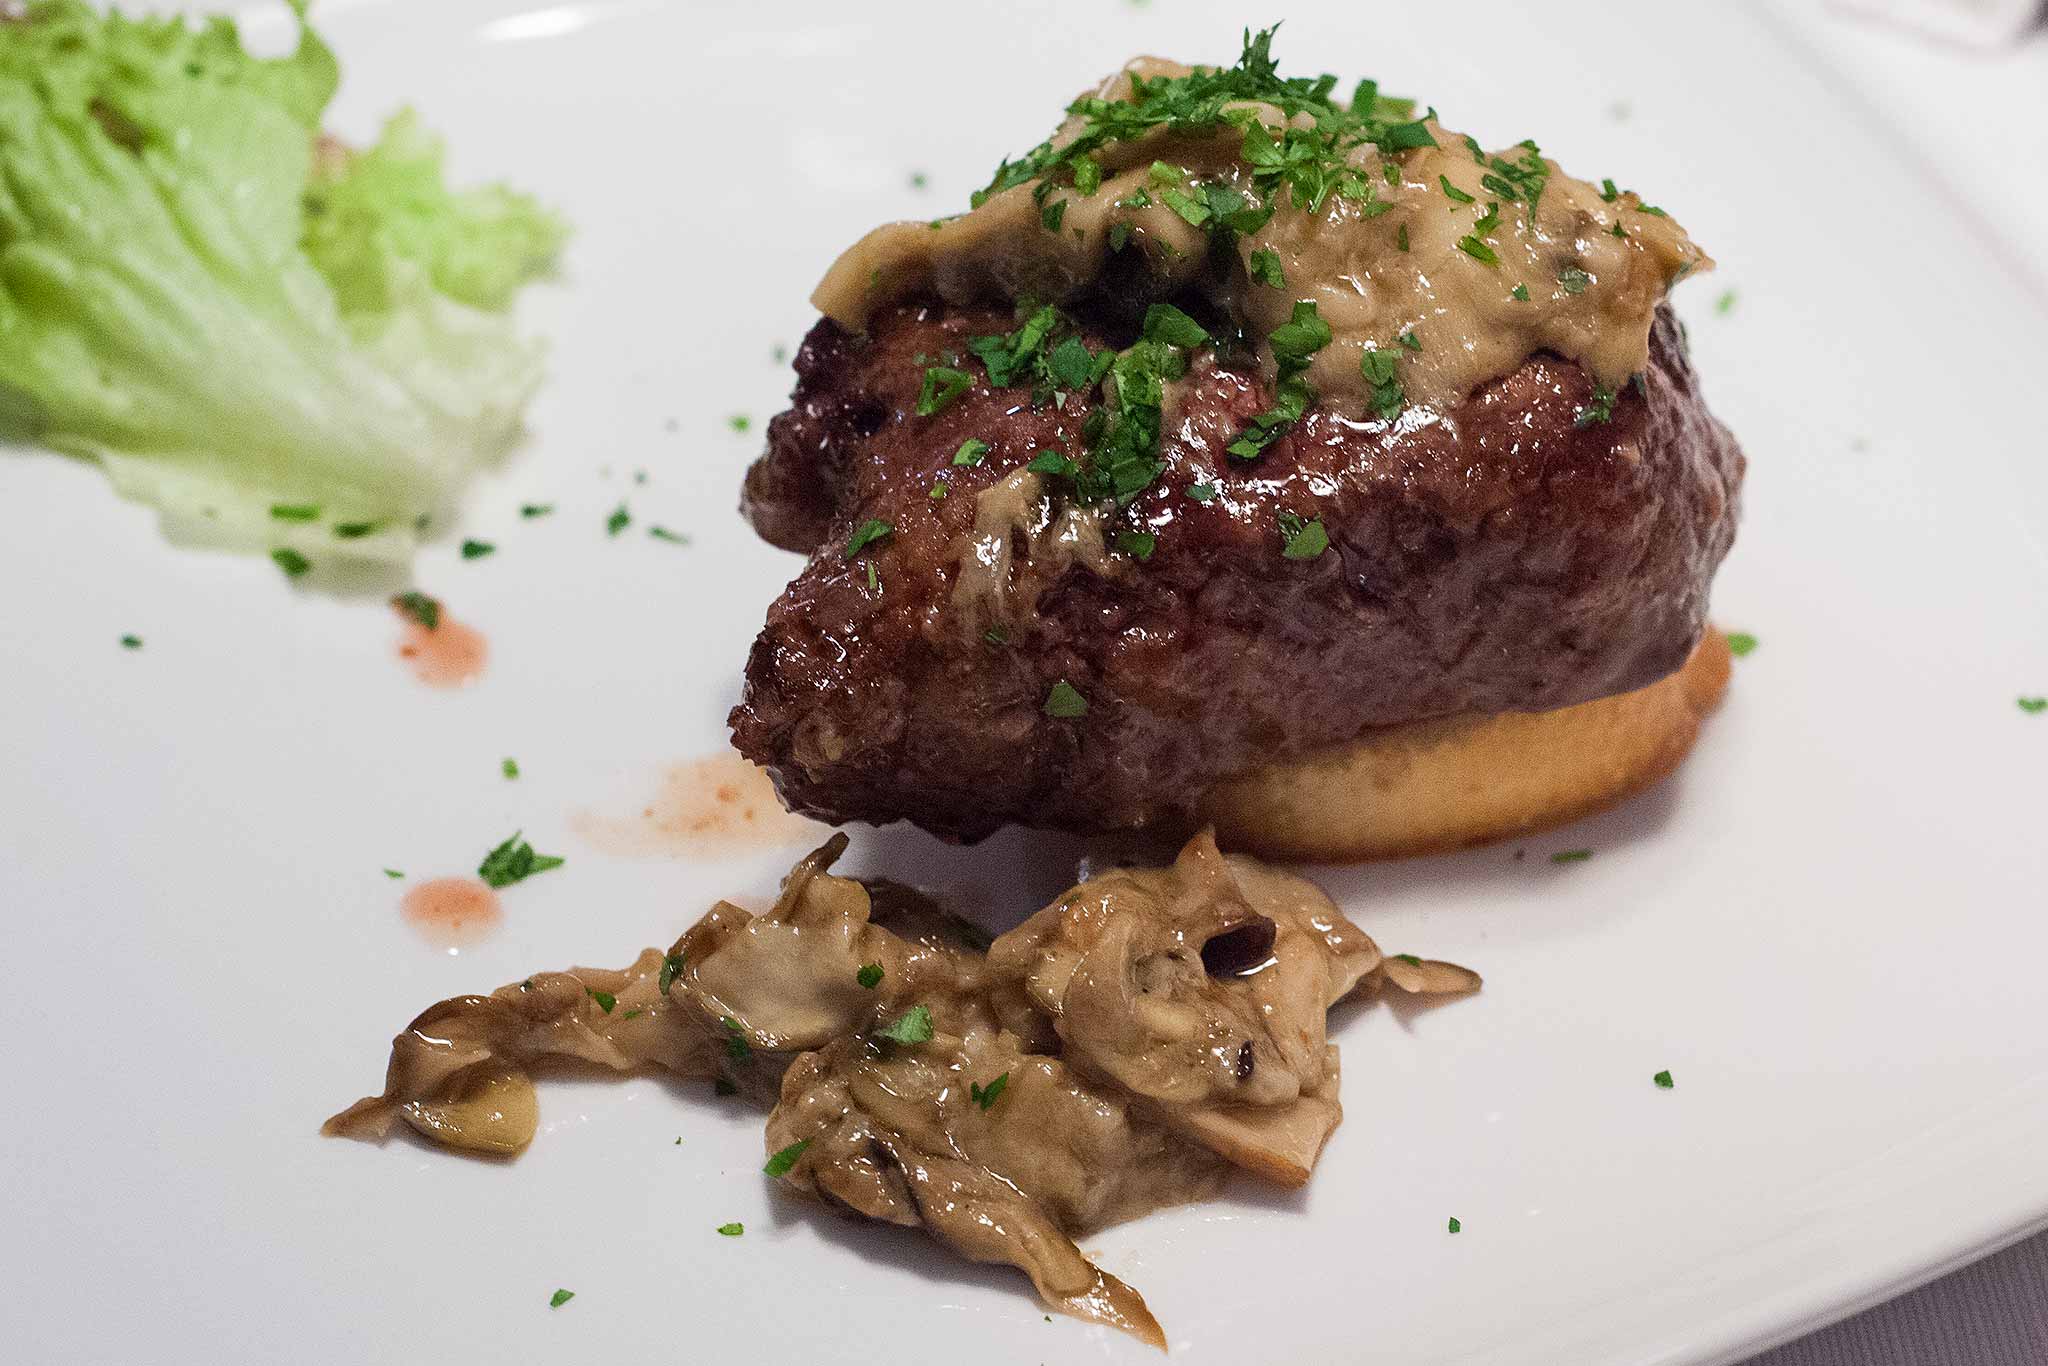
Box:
(401, 877, 503, 950)
(396, 614, 488, 688)
(571, 753, 825, 857)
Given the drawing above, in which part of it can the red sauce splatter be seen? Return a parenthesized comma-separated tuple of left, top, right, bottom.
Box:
(401, 877, 503, 950)
(396, 612, 488, 688)
(571, 753, 823, 857)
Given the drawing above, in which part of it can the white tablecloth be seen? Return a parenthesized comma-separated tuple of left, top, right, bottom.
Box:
(1745, 1230, 2048, 1365)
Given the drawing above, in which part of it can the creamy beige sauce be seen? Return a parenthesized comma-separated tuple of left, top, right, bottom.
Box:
(816, 58, 1708, 415)
(951, 467, 1114, 629)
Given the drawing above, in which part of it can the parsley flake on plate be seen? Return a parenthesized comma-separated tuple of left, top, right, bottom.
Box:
(520, 503, 554, 518)
(1654, 1069, 1675, 1089)
(648, 525, 690, 545)
(390, 591, 441, 630)
(501, 757, 519, 779)
(1550, 849, 1593, 864)
(2019, 697, 2047, 715)
(549, 1289, 575, 1309)
(271, 547, 311, 578)
(586, 988, 616, 1014)
(460, 539, 494, 560)
(120, 634, 142, 649)
(1448, 1217, 1462, 1234)
(716, 1223, 743, 1237)
(1725, 631, 1758, 657)
(476, 830, 565, 888)
(605, 504, 630, 536)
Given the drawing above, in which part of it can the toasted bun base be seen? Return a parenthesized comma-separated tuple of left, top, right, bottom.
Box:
(1199, 628, 1733, 862)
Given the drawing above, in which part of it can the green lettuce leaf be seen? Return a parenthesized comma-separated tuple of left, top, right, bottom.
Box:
(0, 0, 565, 563)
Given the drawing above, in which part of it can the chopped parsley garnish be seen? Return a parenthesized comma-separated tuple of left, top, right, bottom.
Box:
(333, 520, 381, 539)
(929, 481, 949, 500)
(1143, 302, 1209, 350)
(844, 518, 894, 560)
(621, 1009, 643, 1020)
(606, 504, 630, 536)
(953, 438, 990, 466)
(983, 625, 1011, 646)
(1278, 511, 1329, 560)
(856, 963, 884, 990)
(120, 634, 142, 649)
(1600, 178, 1620, 203)
(501, 757, 519, 779)
(915, 365, 974, 415)
(2018, 697, 2046, 715)
(716, 1223, 743, 1237)
(1447, 1217, 1461, 1234)
(1040, 197, 1067, 232)
(970, 1073, 1010, 1111)
(1725, 632, 1758, 657)
(1359, 347, 1404, 421)
(763, 1138, 812, 1177)
(1394, 953, 1422, 966)
(460, 539, 495, 560)
(1044, 680, 1089, 718)
(1248, 247, 1286, 287)
(1267, 299, 1333, 365)
(382, 868, 404, 879)
(910, 170, 929, 190)
(1715, 289, 1738, 316)
(1510, 283, 1530, 301)
(1229, 300, 1330, 460)
(729, 414, 751, 433)
(1187, 482, 1217, 503)
(1653, 1069, 1675, 1089)
(549, 1289, 575, 1309)
(1550, 848, 1593, 864)
(1395, 223, 1410, 252)
(658, 951, 686, 993)
(876, 1004, 935, 1046)
(1398, 330, 1422, 352)
(1047, 336, 1100, 391)
(271, 547, 311, 577)
(1107, 221, 1132, 253)
(721, 1016, 751, 1061)
(269, 503, 320, 522)
(1558, 267, 1591, 295)
(587, 988, 616, 1014)
(1115, 529, 1157, 560)
(1438, 174, 1475, 204)
(391, 591, 441, 630)
(520, 503, 554, 518)
(648, 525, 690, 545)
(1026, 450, 1077, 477)
(1573, 383, 1617, 428)
(476, 830, 566, 888)
(1609, 220, 1627, 239)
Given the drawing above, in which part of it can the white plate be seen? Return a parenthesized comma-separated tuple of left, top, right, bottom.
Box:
(4, 2, 2046, 1363)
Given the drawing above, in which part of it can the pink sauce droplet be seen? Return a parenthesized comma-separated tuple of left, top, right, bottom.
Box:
(396, 613, 488, 688)
(401, 877, 503, 951)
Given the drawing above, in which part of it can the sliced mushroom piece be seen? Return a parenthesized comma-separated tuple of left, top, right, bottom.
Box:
(323, 950, 716, 1153)
(1377, 956, 1484, 996)
(397, 1066, 538, 1155)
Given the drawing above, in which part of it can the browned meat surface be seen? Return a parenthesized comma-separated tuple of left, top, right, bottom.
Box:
(730, 300, 1744, 840)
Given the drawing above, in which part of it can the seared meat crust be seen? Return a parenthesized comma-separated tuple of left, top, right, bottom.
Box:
(731, 301, 1742, 840)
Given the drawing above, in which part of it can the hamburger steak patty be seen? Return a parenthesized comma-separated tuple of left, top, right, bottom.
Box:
(730, 300, 1743, 841)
